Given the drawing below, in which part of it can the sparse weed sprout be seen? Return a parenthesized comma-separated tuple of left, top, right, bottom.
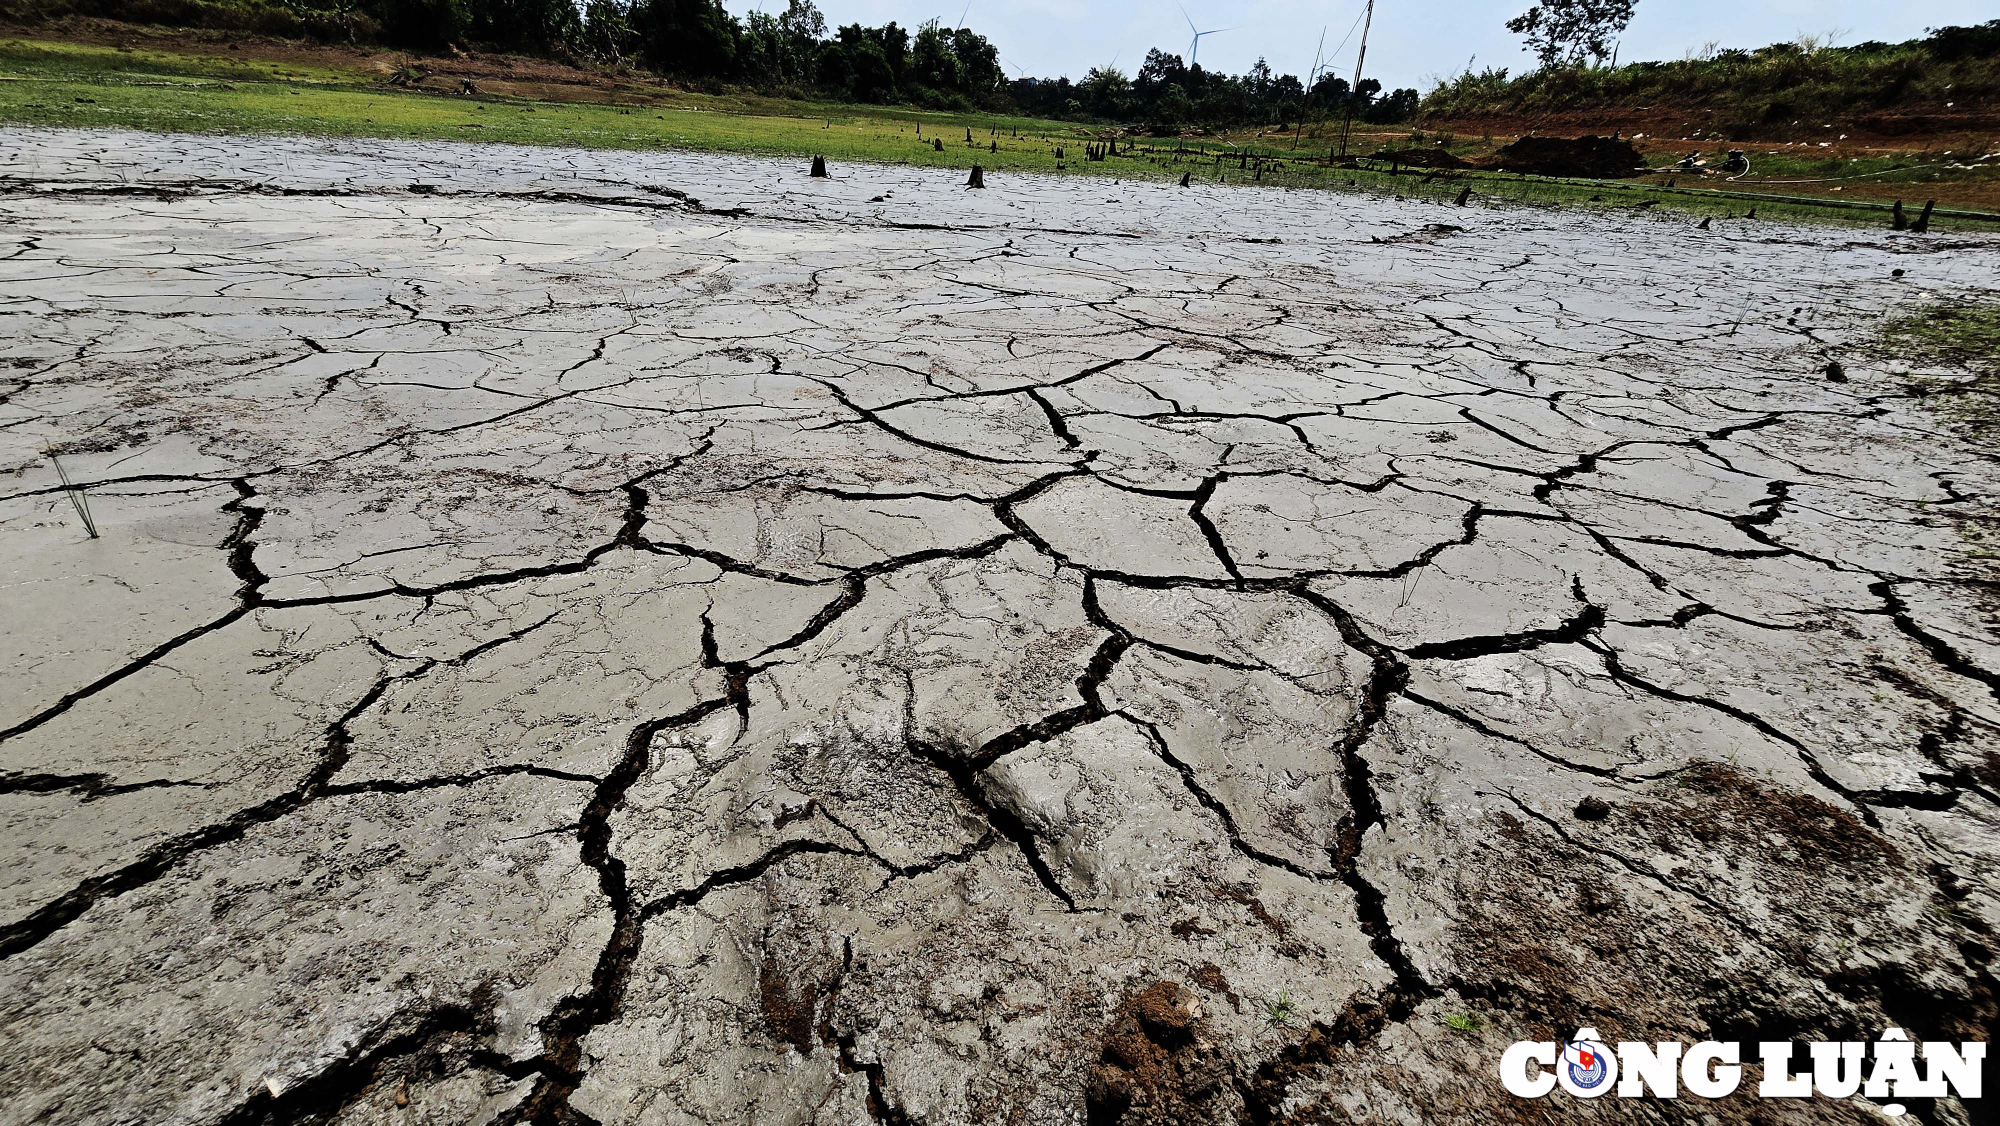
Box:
(1444, 1011, 1482, 1034)
(1878, 302, 2000, 440)
(48, 450, 99, 538)
(1265, 990, 1298, 1027)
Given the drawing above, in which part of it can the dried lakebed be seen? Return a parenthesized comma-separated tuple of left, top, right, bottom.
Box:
(2, 128, 1997, 1125)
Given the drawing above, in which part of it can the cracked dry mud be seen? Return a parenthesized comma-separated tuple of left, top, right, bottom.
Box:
(2, 127, 1997, 1125)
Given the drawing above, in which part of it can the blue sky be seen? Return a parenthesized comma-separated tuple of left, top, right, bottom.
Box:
(720, 0, 1993, 91)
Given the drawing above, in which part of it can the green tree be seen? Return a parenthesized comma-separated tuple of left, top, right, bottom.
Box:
(1082, 65, 1129, 116)
(367, 0, 467, 49)
(822, 22, 903, 102)
(910, 19, 961, 97)
(774, 0, 826, 83)
(630, 0, 739, 77)
(465, 0, 580, 54)
(949, 26, 1002, 101)
(1506, 0, 1636, 69)
(581, 0, 635, 62)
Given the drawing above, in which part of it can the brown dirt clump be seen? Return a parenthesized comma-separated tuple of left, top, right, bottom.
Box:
(757, 956, 819, 1052)
(1087, 981, 1233, 1126)
(1484, 134, 1646, 178)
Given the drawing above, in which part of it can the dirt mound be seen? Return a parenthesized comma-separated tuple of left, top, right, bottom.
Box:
(1086, 982, 1234, 1125)
(1370, 223, 1464, 245)
(1486, 134, 1645, 178)
(1372, 147, 1468, 169)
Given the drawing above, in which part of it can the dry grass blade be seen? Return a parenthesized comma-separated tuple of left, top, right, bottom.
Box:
(47, 451, 99, 538)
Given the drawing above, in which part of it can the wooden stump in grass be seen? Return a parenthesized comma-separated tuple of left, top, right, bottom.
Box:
(966, 166, 985, 188)
(1913, 200, 1934, 234)
(810, 155, 828, 178)
(1454, 186, 1471, 206)
(933, 137, 944, 152)
(1892, 200, 1908, 230)
(1179, 171, 1191, 187)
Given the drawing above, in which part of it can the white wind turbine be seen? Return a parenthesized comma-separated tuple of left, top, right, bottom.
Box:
(1178, 4, 1235, 67)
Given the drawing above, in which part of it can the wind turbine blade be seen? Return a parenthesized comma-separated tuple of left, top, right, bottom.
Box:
(1179, 3, 1197, 34)
(956, 0, 970, 28)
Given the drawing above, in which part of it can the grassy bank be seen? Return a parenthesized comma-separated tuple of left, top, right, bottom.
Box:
(1421, 22, 2000, 134)
(0, 38, 1085, 167)
(4, 34, 1999, 233)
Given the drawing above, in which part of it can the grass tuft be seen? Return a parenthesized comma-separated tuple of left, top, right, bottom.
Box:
(1264, 989, 1297, 1028)
(1880, 301, 2000, 439)
(46, 451, 99, 538)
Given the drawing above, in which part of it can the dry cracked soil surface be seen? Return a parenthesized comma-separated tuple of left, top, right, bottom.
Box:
(2, 127, 1998, 1126)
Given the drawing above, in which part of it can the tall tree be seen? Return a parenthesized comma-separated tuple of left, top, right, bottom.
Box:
(909, 19, 961, 95)
(630, 0, 739, 77)
(369, 0, 467, 49)
(1506, 0, 1636, 69)
(948, 27, 1002, 99)
(465, 0, 580, 54)
(1081, 64, 1130, 117)
(580, 0, 635, 62)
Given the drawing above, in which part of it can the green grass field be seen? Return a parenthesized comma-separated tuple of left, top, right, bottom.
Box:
(0, 39, 1122, 169)
(4, 36, 1999, 232)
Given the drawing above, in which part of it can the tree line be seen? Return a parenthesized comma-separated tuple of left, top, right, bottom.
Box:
(45, 0, 1419, 128)
(383, 0, 1418, 127)
(1011, 51, 1418, 129)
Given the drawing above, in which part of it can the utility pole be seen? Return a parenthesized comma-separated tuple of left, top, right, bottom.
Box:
(1293, 26, 1325, 150)
(1338, 0, 1374, 158)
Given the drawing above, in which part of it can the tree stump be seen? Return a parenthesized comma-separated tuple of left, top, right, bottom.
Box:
(1912, 199, 1934, 234)
(1891, 200, 1907, 230)
(809, 155, 828, 178)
